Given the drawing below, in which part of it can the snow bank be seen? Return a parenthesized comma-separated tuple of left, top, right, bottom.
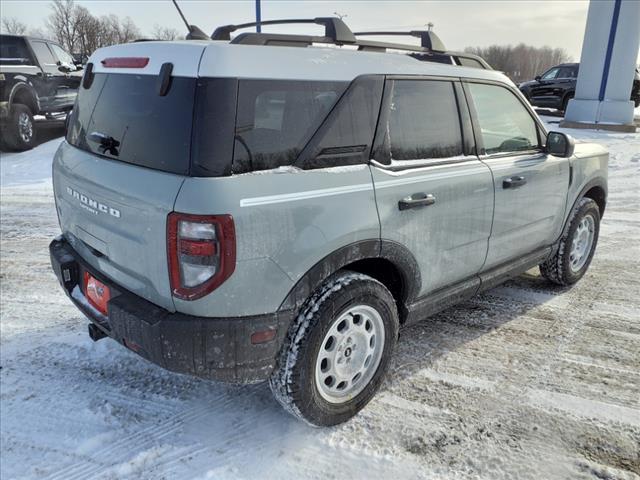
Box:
(0, 138, 63, 188)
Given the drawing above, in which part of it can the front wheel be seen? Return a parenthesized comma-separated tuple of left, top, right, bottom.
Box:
(540, 197, 600, 286)
(269, 271, 399, 427)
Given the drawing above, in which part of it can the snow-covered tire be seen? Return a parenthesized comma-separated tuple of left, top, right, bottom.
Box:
(540, 197, 600, 286)
(269, 271, 399, 427)
(3, 104, 36, 151)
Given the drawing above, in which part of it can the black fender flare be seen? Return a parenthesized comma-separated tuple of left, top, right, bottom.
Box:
(278, 239, 421, 312)
(9, 82, 39, 113)
(570, 176, 607, 218)
(552, 176, 607, 249)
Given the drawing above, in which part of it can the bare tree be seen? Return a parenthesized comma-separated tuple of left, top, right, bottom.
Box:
(46, 0, 81, 52)
(28, 27, 53, 40)
(151, 24, 181, 41)
(2, 17, 28, 35)
(464, 44, 572, 83)
(45, 0, 143, 58)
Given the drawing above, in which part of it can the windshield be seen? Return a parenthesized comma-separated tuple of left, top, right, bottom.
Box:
(67, 73, 196, 175)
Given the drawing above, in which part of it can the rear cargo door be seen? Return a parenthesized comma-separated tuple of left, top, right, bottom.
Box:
(54, 42, 207, 311)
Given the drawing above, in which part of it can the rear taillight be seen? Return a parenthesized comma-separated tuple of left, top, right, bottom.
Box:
(167, 213, 236, 301)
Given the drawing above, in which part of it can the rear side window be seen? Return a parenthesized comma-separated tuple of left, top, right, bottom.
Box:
(384, 80, 463, 162)
(67, 73, 196, 174)
(233, 80, 347, 173)
(298, 76, 384, 169)
(0, 36, 32, 65)
(467, 82, 539, 155)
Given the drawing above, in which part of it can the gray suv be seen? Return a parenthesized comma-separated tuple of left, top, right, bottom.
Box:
(49, 19, 608, 426)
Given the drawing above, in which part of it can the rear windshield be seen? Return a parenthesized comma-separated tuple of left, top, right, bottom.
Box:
(67, 74, 349, 176)
(67, 73, 196, 175)
(0, 36, 33, 65)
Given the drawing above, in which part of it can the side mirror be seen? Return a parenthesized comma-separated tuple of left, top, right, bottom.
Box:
(546, 131, 575, 157)
(535, 75, 541, 82)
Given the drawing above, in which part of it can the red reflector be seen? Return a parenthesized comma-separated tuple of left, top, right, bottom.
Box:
(250, 329, 277, 345)
(101, 57, 149, 68)
(123, 338, 142, 352)
(83, 272, 111, 316)
(180, 239, 216, 256)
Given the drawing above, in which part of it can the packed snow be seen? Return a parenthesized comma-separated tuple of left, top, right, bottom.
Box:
(1, 116, 639, 479)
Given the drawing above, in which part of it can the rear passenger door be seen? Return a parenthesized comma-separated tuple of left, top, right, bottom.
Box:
(464, 81, 569, 270)
(370, 78, 494, 297)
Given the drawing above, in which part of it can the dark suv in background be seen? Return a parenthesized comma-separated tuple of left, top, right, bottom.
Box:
(519, 62, 640, 112)
(0, 34, 82, 151)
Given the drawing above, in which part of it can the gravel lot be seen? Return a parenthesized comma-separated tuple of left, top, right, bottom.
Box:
(1, 120, 639, 479)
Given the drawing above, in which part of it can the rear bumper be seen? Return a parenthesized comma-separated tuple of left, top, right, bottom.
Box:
(49, 236, 293, 383)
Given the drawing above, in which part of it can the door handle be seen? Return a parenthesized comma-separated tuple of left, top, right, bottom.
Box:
(503, 176, 527, 189)
(398, 193, 436, 211)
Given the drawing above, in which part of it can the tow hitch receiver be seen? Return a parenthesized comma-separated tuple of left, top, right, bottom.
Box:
(88, 323, 107, 342)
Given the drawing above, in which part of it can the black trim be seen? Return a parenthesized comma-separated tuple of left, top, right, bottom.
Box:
(404, 246, 552, 325)
(555, 177, 607, 245)
(50, 237, 294, 383)
(278, 239, 421, 313)
(454, 81, 476, 156)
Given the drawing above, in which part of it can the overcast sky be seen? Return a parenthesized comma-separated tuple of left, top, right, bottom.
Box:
(2, 0, 594, 60)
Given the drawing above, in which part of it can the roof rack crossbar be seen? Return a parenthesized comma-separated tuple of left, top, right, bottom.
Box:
(353, 30, 446, 52)
(212, 17, 356, 44)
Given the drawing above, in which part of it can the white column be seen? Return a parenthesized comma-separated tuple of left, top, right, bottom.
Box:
(562, 0, 640, 130)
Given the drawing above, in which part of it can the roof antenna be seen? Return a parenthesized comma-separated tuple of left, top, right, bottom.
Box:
(171, 0, 210, 40)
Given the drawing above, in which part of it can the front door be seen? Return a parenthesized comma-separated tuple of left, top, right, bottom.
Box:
(464, 81, 570, 270)
(371, 78, 494, 297)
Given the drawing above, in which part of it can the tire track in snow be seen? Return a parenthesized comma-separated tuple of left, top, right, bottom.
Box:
(43, 385, 257, 480)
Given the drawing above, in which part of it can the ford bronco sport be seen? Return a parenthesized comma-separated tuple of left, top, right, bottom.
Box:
(49, 18, 608, 427)
(0, 34, 82, 150)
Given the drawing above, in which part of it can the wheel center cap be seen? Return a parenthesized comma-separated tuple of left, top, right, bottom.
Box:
(344, 347, 352, 358)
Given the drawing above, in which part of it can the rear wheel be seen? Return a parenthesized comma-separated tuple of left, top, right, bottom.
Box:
(540, 197, 600, 286)
(3, 104, 36, 151)
(269, 271, 399, 427)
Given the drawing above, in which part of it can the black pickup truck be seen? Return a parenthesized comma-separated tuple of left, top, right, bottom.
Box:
(519, 62, 640, 112)
(0, 34, 82, 151)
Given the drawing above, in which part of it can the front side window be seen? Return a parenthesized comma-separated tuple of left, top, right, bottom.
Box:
(385, 80, 463, 162)
(541, 67, 560, 80)
(49, 43, 74, 65)
(468, 83, 539, 155)
(233, 80, 347, 172)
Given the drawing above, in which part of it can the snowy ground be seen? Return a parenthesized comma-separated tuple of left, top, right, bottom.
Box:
(1, 118, 639, 480)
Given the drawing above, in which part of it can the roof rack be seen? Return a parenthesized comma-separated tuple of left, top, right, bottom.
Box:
(352, 31, 446, 53)
(209, 17, 491, 69)
(211, 17, 356, 44)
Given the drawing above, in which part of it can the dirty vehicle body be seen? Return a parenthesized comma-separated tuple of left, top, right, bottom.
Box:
(49, 19, 608, 426)
(0, 34, 82, 150)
